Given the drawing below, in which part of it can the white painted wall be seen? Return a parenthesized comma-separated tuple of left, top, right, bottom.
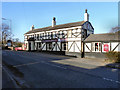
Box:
(42, 43, 46, 50)
(111, 42, 120, 52)
(52, 42, 56, 51)
(118, 44, 120, 52)
(85, 43, 91, 52)
(111, 42, 118, 51)
(67, 37, 81, 41)
(35, 42, 37, 50)
(57, 42, 60, 51)
(68, 42, 74, 52)
(75, 41, 81, 52)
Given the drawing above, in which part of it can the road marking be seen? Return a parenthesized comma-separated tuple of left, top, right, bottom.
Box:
(13, 62, 40, 67)
(3, 51, 120, 85)
(2, 66, 20, 88)
(103, 77, 120, 84)
(40, 61, 120, 84)
(40, 61, 67, 69)
(3, 66, 14, 81)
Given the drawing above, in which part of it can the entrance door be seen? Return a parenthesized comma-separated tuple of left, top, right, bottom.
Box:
(29, 43, 31, 51)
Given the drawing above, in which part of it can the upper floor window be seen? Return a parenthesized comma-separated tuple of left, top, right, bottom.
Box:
(37, 34, 39, 40)
(53, 32, 56, 39)
(48, 32, 50, 39)
(51, 32, 53, 39)
(43, 33, 44, 39)
(62, 31, 65, 38)
(39, 34, 41, 39)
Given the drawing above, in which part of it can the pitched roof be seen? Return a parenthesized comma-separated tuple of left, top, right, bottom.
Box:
(25, 21, 86, 34)
(84, 31, 120, 42)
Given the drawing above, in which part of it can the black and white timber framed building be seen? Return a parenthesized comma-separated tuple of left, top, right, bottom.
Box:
(24, 9, 94, 57)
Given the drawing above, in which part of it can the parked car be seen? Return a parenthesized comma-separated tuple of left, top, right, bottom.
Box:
(15, 47, 23, 51)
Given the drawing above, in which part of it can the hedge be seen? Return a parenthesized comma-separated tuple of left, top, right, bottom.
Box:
(105, 51, 120, 63)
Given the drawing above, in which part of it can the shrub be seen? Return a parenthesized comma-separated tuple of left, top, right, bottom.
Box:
(105, 51, 120, 63)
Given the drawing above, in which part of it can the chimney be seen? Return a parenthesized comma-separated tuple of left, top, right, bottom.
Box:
(31, 25, 34, 30)
(52, 17, 56, 27)
(84, 9, 89, 21)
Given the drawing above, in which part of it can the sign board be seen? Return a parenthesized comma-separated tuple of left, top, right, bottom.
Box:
(104, 44, 109, 52)
(7, 42, 11, 47)
(42, 38, 67, 42)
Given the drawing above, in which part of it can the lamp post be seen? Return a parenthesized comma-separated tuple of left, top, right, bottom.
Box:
(2, 18, 12, 33)
(2, 18, 12, 46)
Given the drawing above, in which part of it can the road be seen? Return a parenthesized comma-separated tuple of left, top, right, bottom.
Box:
(2, 50, 120, 88)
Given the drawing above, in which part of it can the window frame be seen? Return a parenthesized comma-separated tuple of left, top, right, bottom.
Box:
(92, 42, 101, 52)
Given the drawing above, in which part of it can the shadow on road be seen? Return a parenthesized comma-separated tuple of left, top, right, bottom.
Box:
(2, 50, 120, 88)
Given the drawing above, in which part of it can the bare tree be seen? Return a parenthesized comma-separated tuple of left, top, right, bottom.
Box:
(110, 26, 120, 33)
(12, 38, 23, 47)
(15, 38, 19, 43)
(2, 22, 13, 46)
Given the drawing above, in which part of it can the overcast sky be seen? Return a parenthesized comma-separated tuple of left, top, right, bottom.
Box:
(2, 2, 118, 42)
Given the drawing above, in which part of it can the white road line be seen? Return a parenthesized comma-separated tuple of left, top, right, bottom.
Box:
(103, 77, 120, 84)
(13, 62, 40, 67)
(2, 66, 15, 83)
(41, 61, 67, 69)
(41, 61, 120, 84)
(4, 51, 120, 85)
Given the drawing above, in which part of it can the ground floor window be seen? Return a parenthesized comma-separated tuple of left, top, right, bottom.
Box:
(29, 42, 31, 51)
(93, 42, 101, 52)
(38, 42, 41, 48)
(46, 42, 52, 50)
(62, 43, 66, 51)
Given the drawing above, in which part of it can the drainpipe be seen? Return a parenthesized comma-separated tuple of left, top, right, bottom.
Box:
(81, 28, 84, 58)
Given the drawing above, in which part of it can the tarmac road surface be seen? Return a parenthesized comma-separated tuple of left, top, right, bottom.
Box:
(2, 50, 120, 88)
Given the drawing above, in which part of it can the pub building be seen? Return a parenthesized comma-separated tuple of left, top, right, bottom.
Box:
(24, 9, 120, 58)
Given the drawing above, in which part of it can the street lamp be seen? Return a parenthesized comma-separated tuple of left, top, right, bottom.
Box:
(2, 18, 12, 46)
(2, 18, 12, 33)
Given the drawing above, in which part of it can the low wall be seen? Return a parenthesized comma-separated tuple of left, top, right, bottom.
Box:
(40, 51, 66, 55)
(85, 52, 106, 59)
(28, 50, 66, 55)
(65, 52, 81, 58)
(27, 50, 106, 59)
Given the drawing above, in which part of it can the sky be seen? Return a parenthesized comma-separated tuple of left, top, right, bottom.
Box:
(2, 2, 118, 42)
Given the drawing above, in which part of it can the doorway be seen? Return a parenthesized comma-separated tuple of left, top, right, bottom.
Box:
(29, 43, 31, 51)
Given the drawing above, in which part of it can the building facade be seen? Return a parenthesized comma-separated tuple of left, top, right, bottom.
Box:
(24, 9, 94, 57)
(84, 31, 120, 58)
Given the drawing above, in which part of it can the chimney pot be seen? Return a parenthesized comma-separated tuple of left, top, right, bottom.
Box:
(85, 9, 87, 13)
(52, 17, 56, 27)
(31, 25, 34, 30)
(84, 9, 89, 21)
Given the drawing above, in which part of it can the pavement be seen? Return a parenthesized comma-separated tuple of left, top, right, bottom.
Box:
(2, 50, 120, 88)
(52, 57, 108, 69)
(2, 67, 19, 88)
